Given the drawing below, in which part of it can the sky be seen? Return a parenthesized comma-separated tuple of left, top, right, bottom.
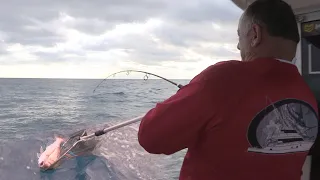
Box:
(0, 0, 243, 79)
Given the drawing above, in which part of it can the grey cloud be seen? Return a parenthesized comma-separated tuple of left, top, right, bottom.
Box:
(193, 45, 240, 58)
(32, 52, 68, 63)
(0, 0, 242, 65)
(85, 33, 183, 65)
(152, 20, 239, 47)
(71, 20, 114, 35)
(129, 48, 182, 66)
(64, 1, 166, 22)
(85, 31, 239, 66)
(0, 46, 7, 55)
(0, 1, 63, 46)
(0, 0, 165, 47)
(164, 0, 242, 23)
(33, 50, 88, 64)
(6, 31, 65, 47)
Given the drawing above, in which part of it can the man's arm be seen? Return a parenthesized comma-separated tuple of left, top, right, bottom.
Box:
(137, 65, 227, 155)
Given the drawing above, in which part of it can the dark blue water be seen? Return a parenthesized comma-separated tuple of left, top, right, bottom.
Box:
(0, 78, 189, 180)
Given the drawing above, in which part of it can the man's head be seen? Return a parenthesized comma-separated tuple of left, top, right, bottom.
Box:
(237, 0, 300, 61)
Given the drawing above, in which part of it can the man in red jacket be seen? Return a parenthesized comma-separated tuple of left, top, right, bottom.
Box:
(138, 0, 319, 179)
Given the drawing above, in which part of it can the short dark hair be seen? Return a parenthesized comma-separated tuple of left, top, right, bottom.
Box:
(244, 0, 300, 43)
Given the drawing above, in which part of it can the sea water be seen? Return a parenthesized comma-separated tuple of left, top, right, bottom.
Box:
(0, 78, 189, 180)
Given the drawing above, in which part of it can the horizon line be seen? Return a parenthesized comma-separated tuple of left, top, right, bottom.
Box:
(0, 77, 191, 80)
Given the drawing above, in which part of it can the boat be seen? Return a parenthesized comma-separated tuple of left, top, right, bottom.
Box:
(230, 0, 320, 180)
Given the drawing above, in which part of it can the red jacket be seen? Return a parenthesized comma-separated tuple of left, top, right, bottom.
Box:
(138, 58, 319, 180)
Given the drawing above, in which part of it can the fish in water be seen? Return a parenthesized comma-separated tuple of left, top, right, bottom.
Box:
(37, 136, 65, 170)
(37, 130, 100, 171)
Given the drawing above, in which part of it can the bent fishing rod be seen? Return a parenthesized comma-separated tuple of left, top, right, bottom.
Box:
(81, 70, 184, 140)
(93, 70, 184, 93)
(41, 71, 184, 171)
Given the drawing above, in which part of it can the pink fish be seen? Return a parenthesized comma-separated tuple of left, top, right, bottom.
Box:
(37, 136, 65, 170)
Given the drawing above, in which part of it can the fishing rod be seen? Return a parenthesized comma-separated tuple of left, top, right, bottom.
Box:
(93, 70, 184, 93)
(41, 71, 185, 171)
(44, 71, 183, 169)
(82, 70, 185, 140)
(80, 115, 145, 140)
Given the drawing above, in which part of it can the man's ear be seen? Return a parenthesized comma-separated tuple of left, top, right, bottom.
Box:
(251, 24, 262, 47)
